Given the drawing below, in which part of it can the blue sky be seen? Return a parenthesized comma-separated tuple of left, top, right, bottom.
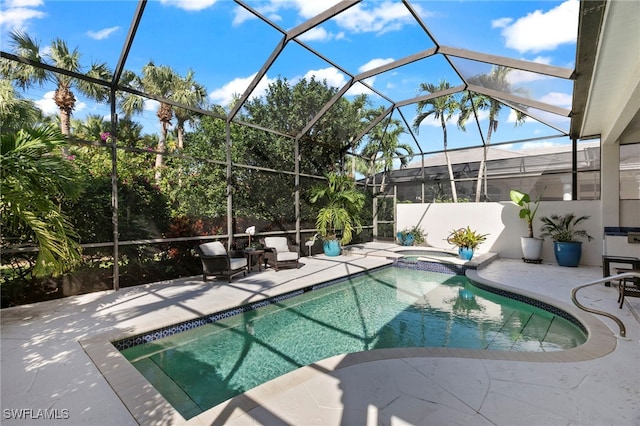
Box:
(1, 0, 580, 154)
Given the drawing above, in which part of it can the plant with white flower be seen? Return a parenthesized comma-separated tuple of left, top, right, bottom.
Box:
(245, 226, 256, 248)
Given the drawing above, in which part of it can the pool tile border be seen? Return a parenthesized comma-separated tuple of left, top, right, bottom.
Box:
(112, 266, 388, 351)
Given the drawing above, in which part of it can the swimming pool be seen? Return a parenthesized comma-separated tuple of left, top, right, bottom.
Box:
(118, 267, 587, 419)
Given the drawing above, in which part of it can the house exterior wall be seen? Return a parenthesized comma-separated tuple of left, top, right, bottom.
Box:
(397, 201, 603, 267)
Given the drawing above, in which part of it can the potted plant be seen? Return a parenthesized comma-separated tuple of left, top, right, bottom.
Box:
(396, 226, 426, 246)
(539, 213, 593, 267)
(309, 172, 366, 256)
(509, 188, 545, 262)
(446, 226, 488, 260)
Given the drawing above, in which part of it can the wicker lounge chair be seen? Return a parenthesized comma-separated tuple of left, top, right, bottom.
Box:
(195, 241, 247, 282)
(263, 237, 300, 271)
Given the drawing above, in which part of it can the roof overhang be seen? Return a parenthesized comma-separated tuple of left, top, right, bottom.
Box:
(573, 0, 640, 145)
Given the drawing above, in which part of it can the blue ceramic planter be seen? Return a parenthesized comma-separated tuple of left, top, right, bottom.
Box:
(396, 232, 415, 246)
(458, 247, 474, 260)
(554, 241, 582, 267)
(323, 239, 341, 256)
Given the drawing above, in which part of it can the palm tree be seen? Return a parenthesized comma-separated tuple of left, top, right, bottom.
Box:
(309, 172, 366, 245)
(172, 69, 207, 149)
(1, 125, 83, 277)
(413, 79, 460, 202)
(459, 66, 527, 201)
(0, 79, 42, 132)
(361, 109, 413, 193)
(119, 62, 178, 182)
(1, 30, 111, 139)
(71, 114, 110, 141)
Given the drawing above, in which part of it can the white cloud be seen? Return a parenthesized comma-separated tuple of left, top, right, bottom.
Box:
(87, 26, 119, 40)
(210, 67, 348, 108)
(508, 56, 553, 85)
(144, 99, 159, 112)
(491, 17, 512, 29)
(237, 0, 419, 35)
(539, 91, 572, 107)
(34, 91, 57, 115)
(297, 26, 345, 42)
(335, 1, 415, 35)
(353, 57, 395, 88)
(294, 0, 342, 19)
(209, 73, 276, 107)
(159, 0, 218, 11)
(503, 140, 562, 151)
(6, 0, 43, 6)
(253, 0, 343, 21)
(298, 26, 330, 42)
(519, 108, 571, 128)
(345, 81, 374, 97)
(232, 6, 255, 26)
(75, 101, 86, 114)
(507, 109, 529, 124)
(301, 67, 347, 88)
(359, 57, 394, 73)
(0, 3, 44, 29)
(498, 0, 578, 53)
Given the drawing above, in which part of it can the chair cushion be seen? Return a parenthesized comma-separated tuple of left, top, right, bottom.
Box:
(229, 257, 247, 270)
(277, 252, 299, 262)
(265, 237, 290, 253)
(199, 241, 227, 256)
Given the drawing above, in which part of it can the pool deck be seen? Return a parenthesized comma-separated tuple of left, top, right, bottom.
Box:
(1, 242, 639, 425)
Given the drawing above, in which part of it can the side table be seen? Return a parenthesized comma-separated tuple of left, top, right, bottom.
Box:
(244, 249, 265, 274)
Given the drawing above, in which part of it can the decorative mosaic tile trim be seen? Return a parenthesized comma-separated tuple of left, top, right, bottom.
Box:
(113, 266, 388, 351)
(604, 226, 640, 236)
(392, 258, 473, 275)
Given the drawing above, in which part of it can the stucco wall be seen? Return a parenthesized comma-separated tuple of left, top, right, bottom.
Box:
(620, 200, 640, 227)
(396, 201, 603, 266)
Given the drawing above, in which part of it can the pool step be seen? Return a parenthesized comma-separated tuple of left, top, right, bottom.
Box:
(484, 311, 555, 351)
(133, 358, 202, 419)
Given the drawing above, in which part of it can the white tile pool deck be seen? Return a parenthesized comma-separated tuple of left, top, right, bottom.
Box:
(1, 242, 639, 425)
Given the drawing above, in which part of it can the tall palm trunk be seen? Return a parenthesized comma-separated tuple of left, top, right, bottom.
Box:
(475, 120, 495, 202)
(441, 115, 457, 202)
(53, 84, 75, 155)
(177, 127, 184, 149)
(154, 102, 173, 182)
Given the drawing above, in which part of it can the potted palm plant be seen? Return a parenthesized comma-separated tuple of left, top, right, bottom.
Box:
(539, 213, 593, 267)
(308, 172, 366, 256)
(446, 226, 488, 260)
(509, 188, 544, 262)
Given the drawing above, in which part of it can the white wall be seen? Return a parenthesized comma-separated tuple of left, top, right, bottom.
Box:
(620, 200, 640, 227)
(396, 201, 603, 266)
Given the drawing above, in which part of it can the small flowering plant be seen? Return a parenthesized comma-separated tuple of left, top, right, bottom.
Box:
(100, 132, 112, 143)
(245, 226, 256, 248)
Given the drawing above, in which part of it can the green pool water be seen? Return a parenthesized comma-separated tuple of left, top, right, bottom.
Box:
(121, 267, 587, 419)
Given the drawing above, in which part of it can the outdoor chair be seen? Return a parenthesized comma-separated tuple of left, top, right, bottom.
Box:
(263, 237, 300, 271)
(194, 241, 247, 282)
(615, 267, 640, 308)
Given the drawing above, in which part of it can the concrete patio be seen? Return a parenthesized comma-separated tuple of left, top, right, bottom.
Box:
(1, 243, 639, 425)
